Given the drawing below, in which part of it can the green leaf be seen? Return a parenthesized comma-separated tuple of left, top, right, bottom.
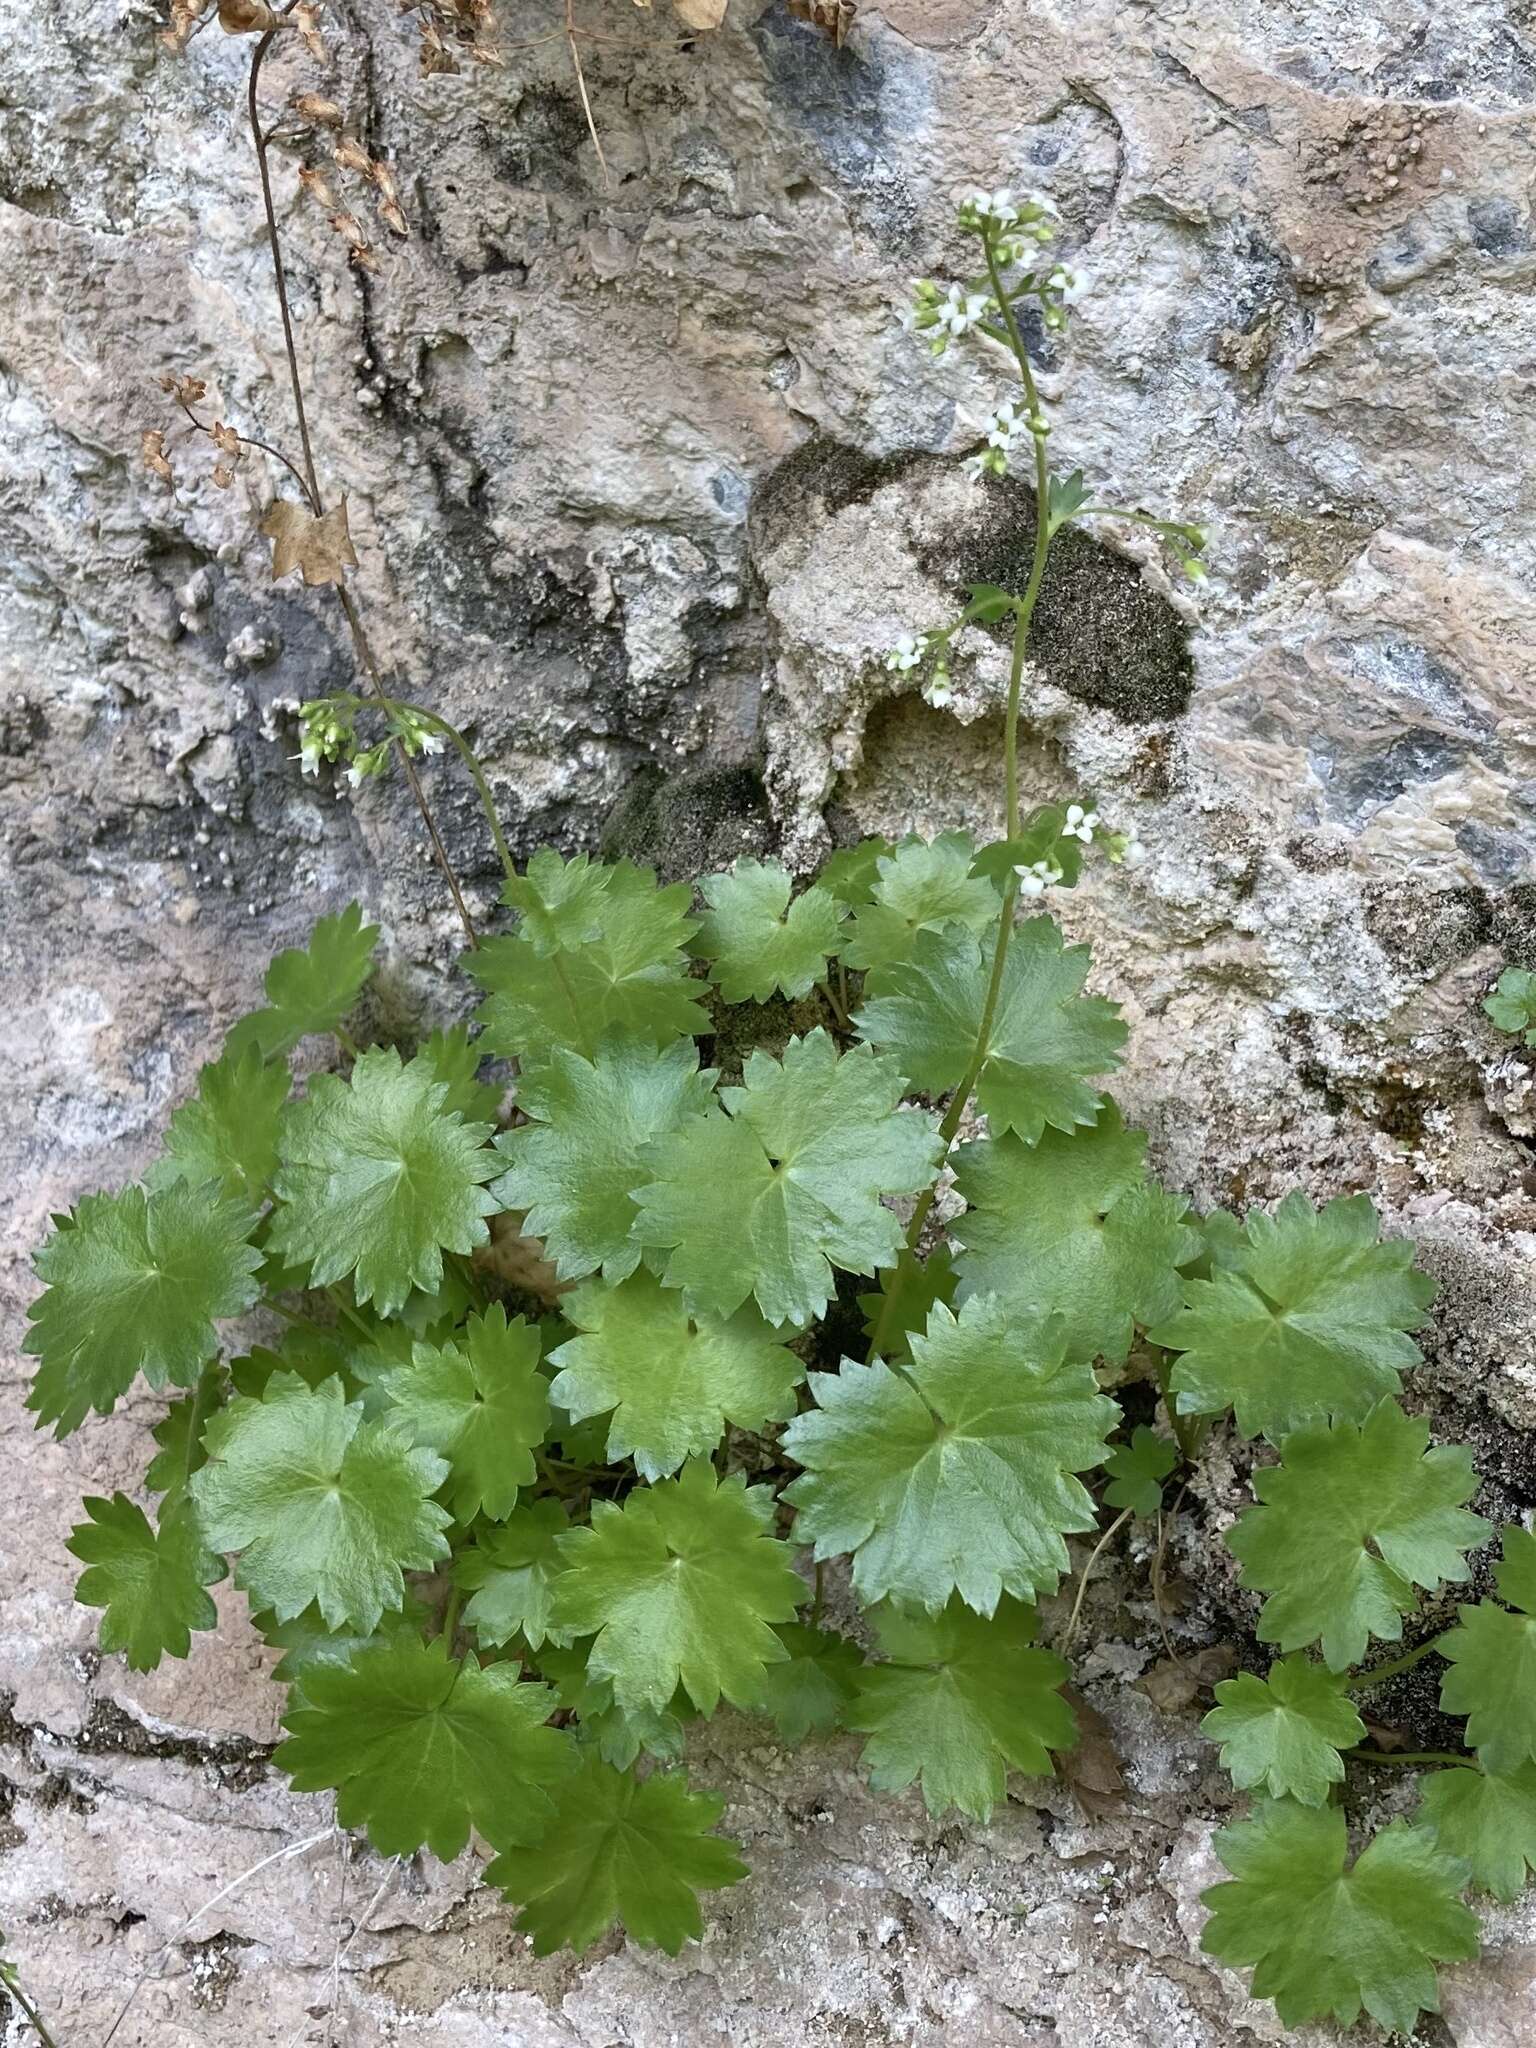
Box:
(145, 1366, 225, 1509)
(1417, 1762, 1536, 1901)
(1484, 965, 1536, 1045)
(819, 836, 894, 906)
(456, 1500, 570, 1650)
(783, 1295, 1116, 1614)
(1047, 468, 1090, 532)
(270, 1046, 498, 1318)
(256, 1596, 431, 1700)
(226, 902, 378, 1059)
(550, 1461, 802, 1714)
(276, 1638, 572, 1860)
(952, 1109, 1197, 1364)
(413, 1023, 503, 1124)
(855, 921, 1125, 1143)
(963, 581, 1017, 623)
(26, 1182, 261, 1437)
(548, 1270, 803, 1481)
(191, 1371, 452, 1630)
(148, 1045, 292, 1200)
(858, 1246, 959, 1361)
(470, 861, 706, 1061)
(692, 858, 847, 1003)
(486, 1756, 747, 1956)
(1199, 1801, 1478, 2034)
(490, 1038, 716, 1283)
(842, 835, 998, 976)
(850, 1597, 1074, 1819)
(1439, 1527, 1536, 1774)
(1227, 1400, 1488, 1670)
(501, 847, 613, 956)
(377, 1306, 549, 1523)
(633, 1030, 942, 1328)
(1201, 1658, 1365, 1806)
(1152, 1192, 1437, 1441)
(66, 1494, 224, 1672)
(751, 1623, 863, 1745)
(531, 1642, 686, 1769)
(1102, 1426, 1178, 1518)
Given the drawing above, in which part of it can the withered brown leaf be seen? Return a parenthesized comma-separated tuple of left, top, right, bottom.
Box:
(259, 498, 359, 586)
(673, 0, 727, 27)
(1056, 1687, 1126, 1818)
(787, 0, 856, 46)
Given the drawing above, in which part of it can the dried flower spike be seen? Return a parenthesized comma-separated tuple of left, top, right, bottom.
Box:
(298, 165, 339, 210)
(333, 136, 373, 179)
(141, 430, 174, 486)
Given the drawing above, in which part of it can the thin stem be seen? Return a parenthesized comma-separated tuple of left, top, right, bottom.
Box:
(334, 1025, 361, 1060)
(245, 32, 478, 949)
(439, 1586, 462, 1646)
(1063, 1507, 1131, 1652)
(1344, 1749, 1472, 1770)
(388, 704, 516, 887)
(1343, 1636, 1449, 1693)
(565, 0, 610, 189)
(176, 396, 317, 509)
(1150, 1347, 1200, 1465)
(2, 1968, 59, 2048)
(817, 978, 849, 1031)
(864, 230, 1057, 1366)
(835, 958, 851, 1021)
(325, 1286, 375, 1345)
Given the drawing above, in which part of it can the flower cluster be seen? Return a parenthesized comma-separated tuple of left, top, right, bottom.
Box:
(883, 632, 953, 707)
(296, 694, 446, 789)
(957, 187, 1058, 264)
(904, 280, 994, 358)
(963, 398, 1052, 483)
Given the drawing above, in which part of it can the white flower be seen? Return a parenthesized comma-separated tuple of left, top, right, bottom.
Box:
(885, 634, 923, 672)
(1017, 870, 1047, 897)
(986, 400, 1022, 450)
(346, 762, 365, 788)
(962, 454, 990, 484)
(1063, 804, 1100, 844)
(419, 730, 446, 757)
(925, 679, 953, 708)
(299, 740, 321, 776)
(1047, 265, 1092, 307)
(1123, 838, 1148, 868)
(935, 284, 990, 336)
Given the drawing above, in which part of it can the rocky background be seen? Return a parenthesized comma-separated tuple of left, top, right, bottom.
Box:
(4, 0, 1536, 2040)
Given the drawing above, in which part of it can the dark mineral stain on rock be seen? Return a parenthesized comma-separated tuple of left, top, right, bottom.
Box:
(914, 474, 1195, 723)
(601, 760, 777, 883)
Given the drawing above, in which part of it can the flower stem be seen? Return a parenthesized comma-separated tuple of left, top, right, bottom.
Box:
(1343, 1749, 1471, 1770)
(387, 703, 517, 889)
(246, 32, 478, 949)
(1343, 1636, 1449, 1693)
(864, 228, 1056, 1364)
(1, 1970, 59, 2048)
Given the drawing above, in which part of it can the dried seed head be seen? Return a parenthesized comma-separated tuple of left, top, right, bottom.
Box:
(158, 373, 209, 407)
(298, 164, 339, 210)
(350, 242, 382, 274)
(293, 93, 345, 128)
(294, 1, 327, 59)
(212, 463, 238, 490)
(218, 0, 281, 32)
(370, 159, 400, 206)
(328, 210, 368, 251)
(141, 429, 174, 485)
(379, 198, 410, 239)
(161, 0, 210, 52)
(333, 136, 373, 178)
